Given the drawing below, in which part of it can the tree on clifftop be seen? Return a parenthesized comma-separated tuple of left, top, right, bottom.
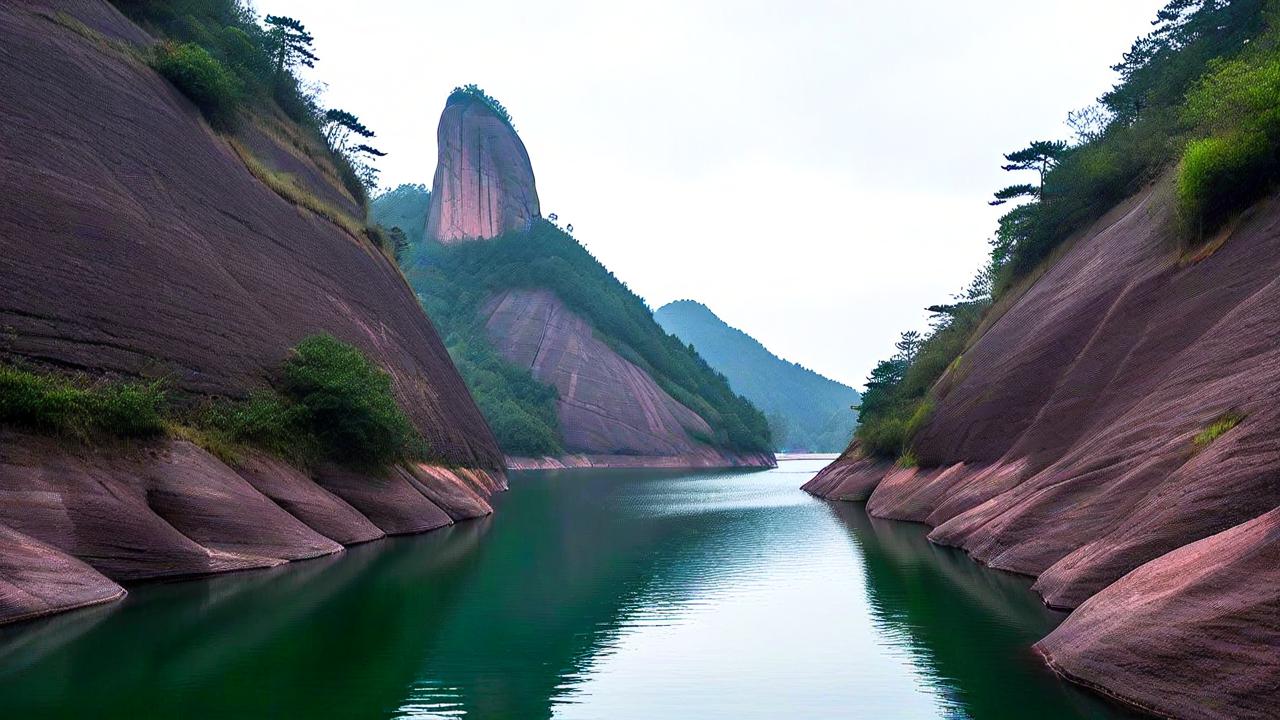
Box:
(264, 15, 318, 89)
(989, 140, 1068, 205)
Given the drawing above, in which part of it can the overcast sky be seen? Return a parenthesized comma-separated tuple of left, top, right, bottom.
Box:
(264, 0, 1165, 389)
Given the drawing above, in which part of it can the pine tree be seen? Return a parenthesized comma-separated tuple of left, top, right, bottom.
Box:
(264, 15, 318, 89)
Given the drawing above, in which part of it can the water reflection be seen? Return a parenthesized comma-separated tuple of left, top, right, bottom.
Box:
(0, 460, 1140, 719)
(830, 504, 1143, 719)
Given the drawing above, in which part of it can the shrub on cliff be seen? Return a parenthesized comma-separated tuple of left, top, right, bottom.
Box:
(196, 335, 425, 467)
(451, 84, 516, 128)
(281, 334, 423, 466)
(0, 366, 167, 439)
(1177, 49, 1280, 234)
(151, 41, 243, 128)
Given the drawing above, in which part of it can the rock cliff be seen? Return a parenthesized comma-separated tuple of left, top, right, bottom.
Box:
(0, 1, 505, 623)
(804, 180, 1280, 718)
(483, 289, 775, 468)
(425, 92, 540, 243)
(412, 93, 774, 469)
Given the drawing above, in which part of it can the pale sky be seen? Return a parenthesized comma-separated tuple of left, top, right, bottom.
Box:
(264, 0, 1165, 388)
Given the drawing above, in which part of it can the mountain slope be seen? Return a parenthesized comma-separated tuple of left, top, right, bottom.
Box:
(380, 91, 774, 468)
(0, 0, 504, 624)
(655, 300, 859, 452)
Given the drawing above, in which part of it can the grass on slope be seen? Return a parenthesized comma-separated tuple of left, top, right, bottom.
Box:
(1, 335, 427, 469)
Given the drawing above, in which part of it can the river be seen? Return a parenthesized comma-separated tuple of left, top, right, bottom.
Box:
(0, 457, 1141, 718)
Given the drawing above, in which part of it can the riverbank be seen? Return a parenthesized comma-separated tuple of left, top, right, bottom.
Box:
(0, 458, 1138, 718)
(0, 429, 505, 626)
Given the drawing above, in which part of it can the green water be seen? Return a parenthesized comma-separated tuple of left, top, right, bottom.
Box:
(0, 458, 1140, 719)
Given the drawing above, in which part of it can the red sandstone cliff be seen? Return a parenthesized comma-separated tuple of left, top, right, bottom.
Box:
(419, 92, 773, 469)
(483, 289, 775, 469)
(425, 92, 540, 243)
(804, 180, 1280, 718)
(0, 1, 506, 624)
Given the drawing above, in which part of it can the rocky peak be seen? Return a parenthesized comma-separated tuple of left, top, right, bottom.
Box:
(425, 90, 540, 243)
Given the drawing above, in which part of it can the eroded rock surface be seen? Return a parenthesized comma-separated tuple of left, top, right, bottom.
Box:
(425, 93, 540, 243)
(805, 182, 1280, 717)
(1037, 507, 1280, 720)
(0, 1, 501, 469)
(484, 289, 773, 468)
(0, 0, 507, 624)
(0, 430, 504, 625)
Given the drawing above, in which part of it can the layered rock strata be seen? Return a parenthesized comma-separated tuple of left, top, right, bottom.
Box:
(804, 182, 1280, 719)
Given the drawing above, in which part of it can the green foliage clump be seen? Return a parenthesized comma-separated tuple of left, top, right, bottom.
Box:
(1192, 412, 1244, 450)
(198, 390, 310, 461)
(411, 220, 773, 455)
(854, 284, 989, 462)
(1176, 48, 1280, 233)
(151, 41, 243, 128)
(197, 335, 425, 466)
(985, 0, 1274, 289)
(1, 337, 423, 468)
(281, 335, 423, 466)
(0, 365, 166, 439)
(451, 84, 516, 128)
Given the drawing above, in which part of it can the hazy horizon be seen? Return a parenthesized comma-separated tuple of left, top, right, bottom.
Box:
(265, 0, 1166, 388)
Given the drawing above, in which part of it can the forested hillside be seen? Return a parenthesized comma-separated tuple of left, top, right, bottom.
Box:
(655, 300, 858, 452)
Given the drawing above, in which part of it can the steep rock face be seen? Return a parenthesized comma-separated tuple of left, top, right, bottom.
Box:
(805, 181, 1280, 718)
(484, 289, 774, 468)
(0, 1, 507, 622)
(0, 1, 501, 469)
(425, 93, 540, 243)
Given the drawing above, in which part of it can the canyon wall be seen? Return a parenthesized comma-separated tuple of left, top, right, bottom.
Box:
(0, 1, 505, 622)
(805, 181, 1280, 719)
(484, 289, 775, 468)
(425, 93, 540, 243)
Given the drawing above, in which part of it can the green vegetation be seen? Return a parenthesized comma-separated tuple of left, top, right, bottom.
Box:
(987, 0, 1274, 287)
(1, 336, 424, 468)
(654, 300, 859, 452)
(110, 0, 384, 205)
(280, 335, 422, 465)
(409, 220, 772, 456)
(452, 84, 516, 128)
(371, 184, 431, 245)
(1192, 412, 1244, 450)
(0, 365, 166, 439)
(150, 41, 242, 129)
(199, 334, 424, 467)
(229, 139, 367, 240)
(1177, 46, 1280, 232)
(855, 0, 1280, 464)
(855, 282, 989, 462)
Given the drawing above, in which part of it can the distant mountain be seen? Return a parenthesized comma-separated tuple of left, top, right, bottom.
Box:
(655, 300, 859, 453)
